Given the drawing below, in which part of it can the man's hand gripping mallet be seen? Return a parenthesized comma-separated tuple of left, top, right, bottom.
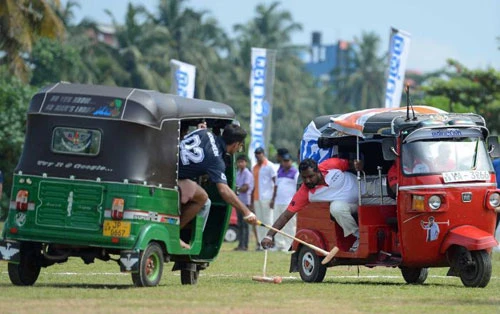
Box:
(257, 220, 339, 265)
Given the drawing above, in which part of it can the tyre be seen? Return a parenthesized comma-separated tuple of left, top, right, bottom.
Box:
(8, 242, 42, 286)
(132, 242, 164, 287)
(180, 266, 199, 285)
(224, 226, 238, 242)
(298, 246, 327, 283)
(400, 266, 428, 284)
(459, 250, 491, 288)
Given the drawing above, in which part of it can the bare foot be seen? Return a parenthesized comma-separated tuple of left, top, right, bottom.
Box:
(180, 239, 191, 249)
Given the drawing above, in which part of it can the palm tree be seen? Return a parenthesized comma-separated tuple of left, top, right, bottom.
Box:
(154, 0, 231, 98)
(333, 31, 387, 110)
(231, 2, 325, 153)
(0, 0, 65, 81)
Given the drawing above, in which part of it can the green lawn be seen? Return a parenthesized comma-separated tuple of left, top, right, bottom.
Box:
(0, 224, 499, 313)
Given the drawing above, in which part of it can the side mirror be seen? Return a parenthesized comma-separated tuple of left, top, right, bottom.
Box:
(382, 138, 397, 161)
(488, 136, 500, 158)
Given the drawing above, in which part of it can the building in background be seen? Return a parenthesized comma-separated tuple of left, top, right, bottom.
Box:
(85, 24, 119, 48)
(302, 32, 355, 84)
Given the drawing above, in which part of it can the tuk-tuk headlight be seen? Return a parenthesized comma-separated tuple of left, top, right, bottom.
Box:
(488, 193, 500, 207)
(428, 195, 441, 210)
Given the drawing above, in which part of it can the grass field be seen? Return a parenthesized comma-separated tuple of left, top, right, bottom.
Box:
(0, 230, 499, 313)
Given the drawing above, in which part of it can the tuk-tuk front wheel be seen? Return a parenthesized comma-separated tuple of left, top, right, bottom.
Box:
(180, 265, 199, 285)
(8, 242, 42, 286)
(400, 266, 428, 284)
(298, 246, 327, 283)
(459, 250, 491, 288)
(132, 242, 164, 287)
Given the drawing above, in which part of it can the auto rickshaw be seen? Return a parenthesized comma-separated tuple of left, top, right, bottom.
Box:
(0, 82, 238, 287)
(291, 105, 500, 287)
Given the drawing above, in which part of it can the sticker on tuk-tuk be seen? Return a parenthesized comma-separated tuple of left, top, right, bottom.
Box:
(103, 220, 131, 237)
(420, 217, 450, 242)
(442, 171, 489, 183)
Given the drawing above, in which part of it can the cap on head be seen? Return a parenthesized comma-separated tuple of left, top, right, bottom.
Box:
(277, 148, 289, 157)
(281, 153, 292, 161)
(254, 147, 265, 154)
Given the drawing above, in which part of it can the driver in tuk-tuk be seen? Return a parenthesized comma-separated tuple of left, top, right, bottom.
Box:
(178, 123, 258, 247)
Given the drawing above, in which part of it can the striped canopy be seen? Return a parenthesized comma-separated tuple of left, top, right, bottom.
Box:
(330, 106, 447, 137)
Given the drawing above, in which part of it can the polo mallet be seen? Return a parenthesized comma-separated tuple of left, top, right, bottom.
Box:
(257, 220, 339, 265)
(252, 249, 282, 284)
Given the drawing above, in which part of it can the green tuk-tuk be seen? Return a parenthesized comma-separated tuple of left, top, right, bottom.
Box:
(0, 82, 238, 286)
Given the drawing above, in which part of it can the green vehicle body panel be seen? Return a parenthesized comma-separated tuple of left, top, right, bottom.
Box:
(4, 174, 231, 261)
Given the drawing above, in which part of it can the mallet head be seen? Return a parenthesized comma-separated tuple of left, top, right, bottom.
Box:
(321, 246, 339, 265)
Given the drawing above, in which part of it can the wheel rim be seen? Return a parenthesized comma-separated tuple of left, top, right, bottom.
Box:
(461, 260, 479, 282)
(301, 251, 316, 276)
(225, 229, 237, 242)
(145, 253, 160, 281)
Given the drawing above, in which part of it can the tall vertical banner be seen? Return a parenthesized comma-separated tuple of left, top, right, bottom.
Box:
(170, 59, 196, 98)
(384, 28, 411, 108)
(249, 47, 277, 166)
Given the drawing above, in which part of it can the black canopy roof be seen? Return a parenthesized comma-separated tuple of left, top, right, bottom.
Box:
(29, 82, 235, 129)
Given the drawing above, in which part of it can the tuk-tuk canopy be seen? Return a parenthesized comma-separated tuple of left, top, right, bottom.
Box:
(30, 82, 235, 128)
(330, 106, 447, 138)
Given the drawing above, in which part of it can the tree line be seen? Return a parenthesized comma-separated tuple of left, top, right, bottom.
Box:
(0, 0, 499, 206)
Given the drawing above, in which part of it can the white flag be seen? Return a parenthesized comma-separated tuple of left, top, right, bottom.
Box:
(384, 28, 411, 108)
(170, 59, 196, 98)
(248, 47, 276, 167)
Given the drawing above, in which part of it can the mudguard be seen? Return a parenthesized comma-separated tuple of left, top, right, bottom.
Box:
(440, 225, 498, 254)
(291, 229, 328, 253)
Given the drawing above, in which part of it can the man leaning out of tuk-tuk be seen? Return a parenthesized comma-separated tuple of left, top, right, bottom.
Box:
(178, 124, 258, 247)
(261, 157, 363, 252)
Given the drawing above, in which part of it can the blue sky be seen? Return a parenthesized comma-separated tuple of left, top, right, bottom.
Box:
(64, 0, 499, 72)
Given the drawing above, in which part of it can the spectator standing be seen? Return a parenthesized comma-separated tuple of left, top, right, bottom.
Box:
(271, 153, 299, 251)
(252, 147, 277, 250)
(234, 155, 254, 251)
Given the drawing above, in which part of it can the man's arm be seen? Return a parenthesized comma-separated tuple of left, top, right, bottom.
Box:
(270, 177, 277, 209)
(260, 210, 295, 248)
(216, 182, 256, 224)
(238, 183, 250, 193)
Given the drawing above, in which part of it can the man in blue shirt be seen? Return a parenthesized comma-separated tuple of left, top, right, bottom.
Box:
(178, 124, 257, 230)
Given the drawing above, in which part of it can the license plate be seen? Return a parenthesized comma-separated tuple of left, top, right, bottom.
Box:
(103, 220, 131, 237)
(442, 171, 489, 183)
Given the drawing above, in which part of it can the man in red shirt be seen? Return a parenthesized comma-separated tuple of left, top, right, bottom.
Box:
(261, 157, 362, 252)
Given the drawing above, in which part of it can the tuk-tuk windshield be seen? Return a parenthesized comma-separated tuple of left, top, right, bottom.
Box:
(402, 138, 493, 175)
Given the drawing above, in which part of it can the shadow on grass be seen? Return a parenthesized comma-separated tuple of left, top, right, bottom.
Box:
(0, 283, 136, 289)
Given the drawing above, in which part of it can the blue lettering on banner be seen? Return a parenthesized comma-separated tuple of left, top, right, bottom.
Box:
(175, 69, 189, 97)
(385, 34, 405, 107)
(251, 55, 269, 151)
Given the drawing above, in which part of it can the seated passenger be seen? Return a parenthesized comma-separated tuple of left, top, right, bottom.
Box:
(260, 157, 363, 252)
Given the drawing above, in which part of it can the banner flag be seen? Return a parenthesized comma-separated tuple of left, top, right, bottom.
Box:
(384, 28, 411, 108)
(170, 59, 196, 98)
(248, 47, 277, 166)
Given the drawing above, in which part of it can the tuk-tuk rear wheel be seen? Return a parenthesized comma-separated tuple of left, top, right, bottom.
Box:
(298, 246, 327, 283)
(8, 242, 42, 286)
(132, 242, 164, 287)
(459, 250, 491, 288)
(400, 266, 428, 284)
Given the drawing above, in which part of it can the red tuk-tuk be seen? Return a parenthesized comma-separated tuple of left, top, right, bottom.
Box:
(291, 106, 499, 287)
